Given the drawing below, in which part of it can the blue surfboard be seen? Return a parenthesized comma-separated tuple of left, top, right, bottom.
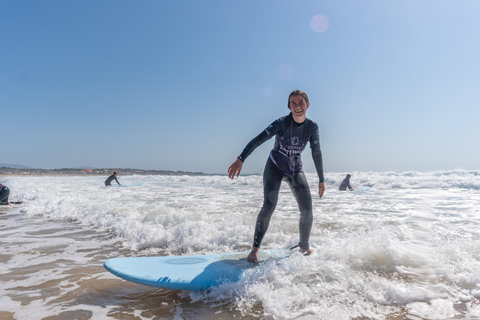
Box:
(353, 185, 371, 192)
(104, 248, 292, 291)
(110, 183, 143, 187)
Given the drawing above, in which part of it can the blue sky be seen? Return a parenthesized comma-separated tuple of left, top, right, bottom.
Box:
(1, 0, 479, 174)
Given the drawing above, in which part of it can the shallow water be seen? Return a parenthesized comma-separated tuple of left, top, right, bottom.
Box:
(1, 170, 480, 319)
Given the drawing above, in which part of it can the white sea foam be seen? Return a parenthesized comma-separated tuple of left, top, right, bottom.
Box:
(1, 170, 480, 319)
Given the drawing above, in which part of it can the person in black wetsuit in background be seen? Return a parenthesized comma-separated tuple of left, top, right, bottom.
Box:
(105, 172, 121, 186)
(228, 90, 325, 263)
(0, 183, 23, 205)
(339, 174, 353, 191)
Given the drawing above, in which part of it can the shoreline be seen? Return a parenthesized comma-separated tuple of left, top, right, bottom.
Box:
(0, 167, 208, 177)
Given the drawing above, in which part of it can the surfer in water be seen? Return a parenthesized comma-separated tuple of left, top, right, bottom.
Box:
(105, 172, 121, 186)
(228, 90, 325, 263)
(0, 184, 23, 205)
(339, 174, 353, 191)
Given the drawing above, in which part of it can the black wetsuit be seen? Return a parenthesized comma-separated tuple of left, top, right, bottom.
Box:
(0, 184, 10, 204)
(105, 175, 120, 186)
(339, 178, 352, 191)
(238, 113, 324, 251)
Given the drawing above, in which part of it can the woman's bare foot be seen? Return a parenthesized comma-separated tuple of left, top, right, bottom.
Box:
(247, 247, 260, 262)
(300, 248, 313, 256)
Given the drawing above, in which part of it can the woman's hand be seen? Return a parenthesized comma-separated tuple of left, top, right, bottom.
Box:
(228, 158, 244, 179)
(318, 182, 325, 198)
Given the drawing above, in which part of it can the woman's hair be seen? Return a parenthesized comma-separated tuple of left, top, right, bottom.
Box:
(288, 90, 309, 109)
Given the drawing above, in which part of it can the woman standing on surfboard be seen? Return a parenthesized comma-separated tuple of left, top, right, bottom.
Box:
(228, 90, 325, 263)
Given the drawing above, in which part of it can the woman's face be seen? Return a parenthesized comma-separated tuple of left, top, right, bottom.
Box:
(289, 95, 309, 123)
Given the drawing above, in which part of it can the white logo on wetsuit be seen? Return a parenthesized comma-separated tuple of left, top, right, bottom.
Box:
(265, 124, 274, 136)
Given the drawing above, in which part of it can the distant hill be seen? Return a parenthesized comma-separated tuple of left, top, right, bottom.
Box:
(0, 167, 207, 176)
(0, 164, 99, 170)
(0, 163, 31, 169)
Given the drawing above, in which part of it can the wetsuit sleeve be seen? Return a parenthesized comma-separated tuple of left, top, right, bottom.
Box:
(115, 177, 120, 185)
(310, 122, 325, 183)
(238, 120, 280, 162)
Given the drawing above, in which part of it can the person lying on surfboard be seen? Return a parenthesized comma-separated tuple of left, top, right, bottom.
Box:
(0, 183, 24, 205)
(105, 172, 121, 186)
(228, 90, 325, 263)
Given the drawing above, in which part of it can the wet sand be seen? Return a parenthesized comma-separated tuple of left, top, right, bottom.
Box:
(0, 207, 250, 320)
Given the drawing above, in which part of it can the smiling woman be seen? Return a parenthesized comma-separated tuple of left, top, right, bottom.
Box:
(288, 90, 309, 122)
(228, 90, 325, 263)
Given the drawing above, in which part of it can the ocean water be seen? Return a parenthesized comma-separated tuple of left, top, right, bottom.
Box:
(1, 170, 480, 320)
